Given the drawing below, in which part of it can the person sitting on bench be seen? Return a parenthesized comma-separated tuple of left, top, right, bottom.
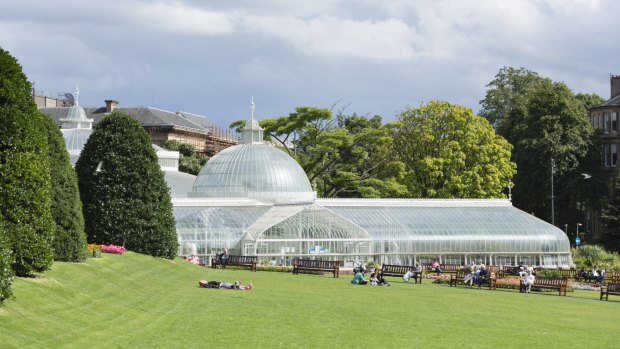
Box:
(431, 258, 442, 274)
(403, 263, 422, 282)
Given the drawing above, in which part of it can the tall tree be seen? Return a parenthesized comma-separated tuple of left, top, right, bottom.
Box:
(0, 48, 54, 276)
(480, 67, 598, 225)
(41, 112, 88, 262)
(601, 168, 620, 252)
(393, 101, 515, 198)
(76, 111, 178, 259)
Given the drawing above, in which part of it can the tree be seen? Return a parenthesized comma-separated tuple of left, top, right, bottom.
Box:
(233, 107, 407, 198)
(601, 168, 620, 252)
(76, 111, 178, 259)
(0, 48, 54, 276)
(393, 101, 515, 198)
(480, 67, 597, 224)
(162, 140, 209, 175)
(41, 112, 88, 262)
(0, 218, 14, 303)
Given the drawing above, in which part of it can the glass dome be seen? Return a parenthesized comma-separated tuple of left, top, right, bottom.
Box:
(192, 143, 315, 204)
(61, 128, 93, 165)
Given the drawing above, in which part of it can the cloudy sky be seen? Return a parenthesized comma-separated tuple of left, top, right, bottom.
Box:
(1, 0, 618, 127)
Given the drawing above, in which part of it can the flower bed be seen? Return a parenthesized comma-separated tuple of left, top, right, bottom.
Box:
(101, 245, 126, 255)
(87, 244, 102, 258)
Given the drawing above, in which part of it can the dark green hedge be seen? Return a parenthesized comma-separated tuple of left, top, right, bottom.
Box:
(0, 218, 14, 303)
(76, 111, 178, 259)
(41, 112, 88, 262)
(0, 48, 54, 277)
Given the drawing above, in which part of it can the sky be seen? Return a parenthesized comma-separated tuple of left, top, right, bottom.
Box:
(1, 0, 618, 128)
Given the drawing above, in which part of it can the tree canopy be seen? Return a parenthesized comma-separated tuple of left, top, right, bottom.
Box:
(480, 67, 603, 227)
(601, 168, 620, 252)
(41, 112, 88, 262)
(393, 101, 515, 198)
(0, 48, 54, 277)
(76, 111, 178, 259)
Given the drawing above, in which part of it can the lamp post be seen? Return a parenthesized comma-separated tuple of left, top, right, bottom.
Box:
(564, 224, 568, 236)
(576, 223, 582, 247)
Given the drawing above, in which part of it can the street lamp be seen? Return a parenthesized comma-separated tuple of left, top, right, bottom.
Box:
(576, 223, 583, 246)
(564, 224, 568, 236)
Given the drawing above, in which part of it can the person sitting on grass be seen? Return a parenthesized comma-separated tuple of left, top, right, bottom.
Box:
(377, 271, 390, 286)
(199, 280, 253, 290)
(369, 270, 379, 286)
(351, 270, 368, 285)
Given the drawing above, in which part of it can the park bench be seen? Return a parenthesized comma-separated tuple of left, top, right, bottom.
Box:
(211, 255, 258, 272)
(426, 263, 460, 275)
(293, 259, 339, 278)
(381, 264, 422, 284)
(599, 283, 620, 301)
(521, 277, 567, 296)
(449, 269, 497, 290)
(558, 268, 577, 280)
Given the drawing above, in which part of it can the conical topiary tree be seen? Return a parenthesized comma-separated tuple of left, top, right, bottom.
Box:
(0, 218, 14, 303)
(41, 112, 88, 262)
(0, 48, 54, 276)
(75, 111, 178, 259)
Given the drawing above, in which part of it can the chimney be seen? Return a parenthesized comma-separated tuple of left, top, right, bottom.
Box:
(611, 75, 620, 99)
(105, 99, 118, 113)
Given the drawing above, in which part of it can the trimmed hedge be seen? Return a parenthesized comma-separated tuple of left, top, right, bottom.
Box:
(0, 218, 14, 302)
(76, 111, 178, 259)
(0, 48, 54, 277)
(41, 112, 88, 262)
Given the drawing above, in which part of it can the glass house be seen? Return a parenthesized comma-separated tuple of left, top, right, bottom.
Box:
(173, 113, 573, 268)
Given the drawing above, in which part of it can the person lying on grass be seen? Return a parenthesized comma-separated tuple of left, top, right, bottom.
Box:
(199, 280, 253, 290)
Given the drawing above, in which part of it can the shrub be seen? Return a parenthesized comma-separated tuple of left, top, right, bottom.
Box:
(0, 219, 14, 302)
(536, 269, 561, 278)
(0, 48, 54, 277)
(76, 111, 178, 259)
(41, 112, 88, 262)
(572, 245, 620, 270)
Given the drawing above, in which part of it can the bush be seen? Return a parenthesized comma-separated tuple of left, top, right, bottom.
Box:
(41, 112, 88, 262)
(0, 48, 54, 277)
(536, 269, 561, 278)
(0, 219, 14, 303)
(572, 245, 620, 270)
(76, 111, 178, 259)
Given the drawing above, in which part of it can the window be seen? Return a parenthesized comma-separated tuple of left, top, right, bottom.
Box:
(604, 112, 610, 133)
(612, 112, 618, 133)
(604, 145, 609, 167)
(612, 143, 618, 167)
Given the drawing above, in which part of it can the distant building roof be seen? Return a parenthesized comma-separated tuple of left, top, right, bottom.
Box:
(41, 106, 218, 134)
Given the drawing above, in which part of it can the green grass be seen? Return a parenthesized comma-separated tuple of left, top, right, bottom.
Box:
(0, 252, 618, 348)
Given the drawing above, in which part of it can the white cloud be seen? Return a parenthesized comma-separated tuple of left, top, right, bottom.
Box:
(243, 15, 417, 60)
(128, 1, 236, 35)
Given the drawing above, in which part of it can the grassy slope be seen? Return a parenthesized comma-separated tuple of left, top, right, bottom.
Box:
(0, 252, 617, 348)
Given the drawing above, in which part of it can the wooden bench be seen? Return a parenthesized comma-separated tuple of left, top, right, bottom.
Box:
(426, 263, 460, 275)
(449, 269, 497, 290)
(211, 255, 257, 272)
(521, 277, 567, 296)
(381, 264, 422, 284)
(293, 259, 339, 278)
(600, 283, 620, 301)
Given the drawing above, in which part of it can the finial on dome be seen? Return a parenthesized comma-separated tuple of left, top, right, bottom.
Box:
(75, 82, 80, 106)
(250, 96, 255, 120)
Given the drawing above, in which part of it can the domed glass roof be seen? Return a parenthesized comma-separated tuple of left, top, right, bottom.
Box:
(192, 102, 315, 203)
(61, 128, 92, 152)
(192, 143, 315, 203)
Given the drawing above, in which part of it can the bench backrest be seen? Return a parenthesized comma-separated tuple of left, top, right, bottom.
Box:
(228, 255, 257, 264)
(534, 277, 567, 286)
(295, 259, 338, 268)
(606, 283, 620, 292)
(382, 264, 416, 274)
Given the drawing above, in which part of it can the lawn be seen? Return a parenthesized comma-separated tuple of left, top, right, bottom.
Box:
(0, 252, 617, 348)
